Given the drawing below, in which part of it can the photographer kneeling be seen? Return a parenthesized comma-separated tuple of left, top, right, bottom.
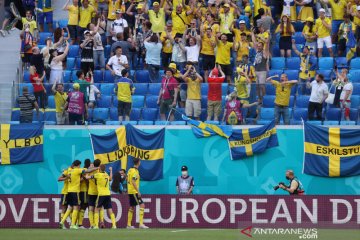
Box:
(275, 170, 305, 195)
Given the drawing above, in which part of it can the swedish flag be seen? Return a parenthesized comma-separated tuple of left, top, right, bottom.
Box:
(90, 124, 165, 180)
(304, 122, 360, 177)
(0, 123, 44, 165)
(182, 115, 233, 138)
(228, 121, 278, 160)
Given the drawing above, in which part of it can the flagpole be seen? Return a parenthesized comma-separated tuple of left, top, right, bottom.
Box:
(301, 118, 305, 174)
(165, 108, 174, 126)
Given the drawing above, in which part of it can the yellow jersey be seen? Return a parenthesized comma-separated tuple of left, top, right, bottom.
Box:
(233, 29, 251, 43)
(216, 41, 233, 65)
(87, 169, 99, 195)
(93, 172, 111, 196)
(299, 54, 316, 79)
(67, 167, 84, 193)
(21, 18, 37, 35)
(160, 31, 176, 53)
(271, 80, 294, 106)
(80, 168, 88, 192)
(203, 22, 220, 34)
(67, 5, 79, 26)
(239, 64, 256, 82)
(54, 91, 68, 113)
(235, 41, 250, 61)
(219, 13, 234, 34)
(149, 8, 166, 33)
(108, 0, 121, 20)
(186, 77, 201, 100)
(201, 34, 216, 56)
(328, 0, 347, 20)
(79, 5, 95, 28)
(314, 18, 332, 38)
(352, 5, 360, 26)
(60, 169, 69, 194)
(172, 11, 188, 34)
(275, 24, 295, 37)
(235, 76, 249, 99)
(302, 25, 316, 43)
(127, 167, 140, 194)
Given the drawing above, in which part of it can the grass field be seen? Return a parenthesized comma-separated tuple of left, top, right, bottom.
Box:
(0, 229, 359, 240)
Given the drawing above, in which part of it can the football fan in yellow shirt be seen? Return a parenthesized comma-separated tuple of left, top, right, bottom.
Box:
(87, 164, 117, 229)
(200, 27, 216, 82)
(63, 0, 79, 44)
(126, 158, 149, 229)
(215, 33, 233, 83)
(77, 159, 91, 228)
(145, 1, 166, 33)
(57, 169, 69, 222)
(314, 9, 333, 57)
(22, 11, 37, 35)
(234, 70, 251, 104)
(59, 160, 99, 229)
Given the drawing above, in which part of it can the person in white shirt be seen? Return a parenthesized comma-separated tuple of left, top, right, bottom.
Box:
(106, 46, 129, 80)
(179, 35, 201, 72)
(87, 84, 101, 109)
(340, 76, 353, 121)
(111, 10, 128, 43)
(307, 74, 329, 120)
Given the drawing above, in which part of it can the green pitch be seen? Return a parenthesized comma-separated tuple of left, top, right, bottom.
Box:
(0, 229, 359, 240)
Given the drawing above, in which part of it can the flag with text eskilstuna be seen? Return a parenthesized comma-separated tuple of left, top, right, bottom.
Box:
(90, 124, 165, 180)
(0, 123, 44, 165)
(228, 120, 278, 160)
(303, 122, 360, 177)
(182, 115, 232, 138)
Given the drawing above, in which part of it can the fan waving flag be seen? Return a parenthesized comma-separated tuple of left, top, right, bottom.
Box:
(90, 124, 165, 180)
(303, 122, 360, 177)
(182, 115, 233, 138)
(0, 123, 44, 165)
(228, 121, 278, 160)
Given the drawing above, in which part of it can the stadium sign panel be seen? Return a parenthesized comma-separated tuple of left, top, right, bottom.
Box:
(0, 195, 359, 228)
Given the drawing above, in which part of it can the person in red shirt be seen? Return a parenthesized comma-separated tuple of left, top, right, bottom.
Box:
(29, 65, 46, 109)
(207, 66, 225, 121)
(157, 69, 179, 121)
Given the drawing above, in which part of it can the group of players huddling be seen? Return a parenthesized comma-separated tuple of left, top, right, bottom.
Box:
(58, 158, 148, 229)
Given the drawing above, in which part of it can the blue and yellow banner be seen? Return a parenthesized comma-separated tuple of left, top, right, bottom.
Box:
(228, 121, 278, 160)
(90, 124, 165, 180)
(182, 115, 233, 138)
(303, 122, 360, 177)
(0, 123, 44, 165)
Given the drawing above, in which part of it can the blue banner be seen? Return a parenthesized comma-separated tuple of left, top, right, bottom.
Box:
(228, 121, 278, 160)
(304, 122, 360, 177)
(0, 124, 43, 165)
(182, 115, 233, 138)
(90, 124, 165, 180)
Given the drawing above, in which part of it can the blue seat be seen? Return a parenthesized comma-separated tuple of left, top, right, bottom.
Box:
(58, 19, 68, 28)
(323, 120, 339, 125)
(9, 121, 20, 124)
(130, 108, 141, 121)
(294, 22, 304, 32)
(121, 121, 137, 125)
(292, 108, 308, 123)
(19, 83, 34, 95)
(92, 108, 109, 122)
(221, 83, 228, 96)
(272, 45, 280, 57)
(104, 70, 114, 83)
(350, 108, 359, 121)
(201, 95, 207, 108)
(133, 83, 148, 95)
(66, 57, 75, 70)
(63, 70, 71, 83)
(109, 107, 118, 120)
(205, 120, 219, 125)
(335, 57, 348, 69)
(268, 70, 283, 78)
(350, 95, 360, 108)
(97, 96, 112, 108)
(350, 58, 360, 69)
(308, 120, 322, 125)
(326, 108, 341, 121)
(284, 70, 299, 80)
(135, 70, 151, 83)
(24, 70, 30, 83)
(170, 121, 186, 125)
(200, 108, 207, 121)
(286, 57, 301, 70)
(148, 83, 161, 95)
(142, 108, 158, 121)
(100, 84, 115, 96)
(296, 95, 310, 108)
(289, 96, 295, 107)
(68, 45, 80, 58)
(47, 96, 55, 108)
(259, 108, 274, 120)
(292, 44, 303, 57)
(71, 71, 78, 82)
(106, 121, 120, 125)
(155, 121, 167, 125)
(201, 83, 209, 96)
(43, 83, 52, 94)
(38, 32, 52, 45)
(293, 32, 305, 44)
(11, 109, 20, 121)
(349, 70, 360, 83)
(105, 45, 111, 59)
(132, 95, 145, 108)
(93, 70, 103, 83)
(262, 95, 275, 108)
(271, 57, 286, 70)
(265, 83, 276, 95)
(353, 83, 360, 95)
(32, 111, 44, 122)
(75, 57, 81, 69)
(146, 95, 159, 108)
(319, 57, 334, 70)
(44, 110, 56, 122)
(138, 120, 154, 125)
(340, 121, 356, 125)
(316, 70, 333, 82)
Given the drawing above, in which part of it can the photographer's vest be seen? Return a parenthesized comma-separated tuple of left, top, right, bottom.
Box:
(177, 176, 193, 194)
(289, 177, 304, 195)
(68, 91, 85, 115)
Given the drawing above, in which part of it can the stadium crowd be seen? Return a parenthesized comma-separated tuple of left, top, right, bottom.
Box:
(3, 0, 360, 125)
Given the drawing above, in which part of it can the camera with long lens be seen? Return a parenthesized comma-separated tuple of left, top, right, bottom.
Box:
(273, 182, 286, 191)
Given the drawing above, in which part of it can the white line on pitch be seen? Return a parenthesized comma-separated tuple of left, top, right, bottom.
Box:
(171, 230, 189, 233)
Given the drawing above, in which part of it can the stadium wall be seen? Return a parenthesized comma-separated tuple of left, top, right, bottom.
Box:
(0, 126, 359, 195)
